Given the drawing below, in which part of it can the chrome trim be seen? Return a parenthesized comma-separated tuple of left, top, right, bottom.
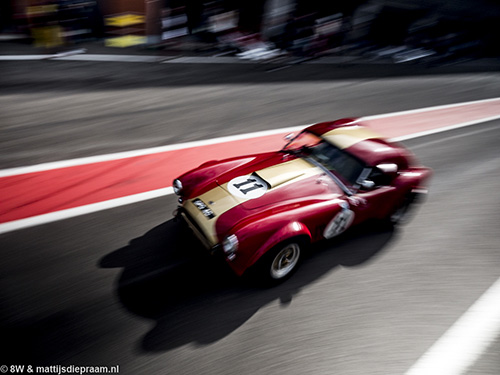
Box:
(173, 179, 183, 195)
(411, 188, 428, 195)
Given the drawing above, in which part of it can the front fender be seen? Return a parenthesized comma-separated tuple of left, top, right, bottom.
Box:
(226, 220, 312, 276)
(246, 221, 311, 272)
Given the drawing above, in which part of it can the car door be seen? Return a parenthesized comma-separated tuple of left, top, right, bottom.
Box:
(349, 166, 399, 223)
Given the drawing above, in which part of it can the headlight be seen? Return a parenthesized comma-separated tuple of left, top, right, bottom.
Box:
(222, 234, 239, 259)
(173, 179, 183, 195)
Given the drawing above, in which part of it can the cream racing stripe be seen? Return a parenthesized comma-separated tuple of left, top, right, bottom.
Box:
(256, 158, 317, 188)
(323, 125, 384, 149)
(184, 158, 321, 246)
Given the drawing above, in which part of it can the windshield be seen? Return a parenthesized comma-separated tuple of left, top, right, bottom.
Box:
(283, 131, 366, 186)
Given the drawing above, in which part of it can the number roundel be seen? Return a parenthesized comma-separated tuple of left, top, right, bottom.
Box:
(324, 205, 355, 239)
(228, 175, 268, 199)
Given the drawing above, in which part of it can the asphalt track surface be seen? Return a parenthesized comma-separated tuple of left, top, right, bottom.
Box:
(1, 58, 500, 374)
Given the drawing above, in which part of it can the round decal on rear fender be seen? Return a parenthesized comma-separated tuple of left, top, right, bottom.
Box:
(324, 207, 355, 239)
(228, 175, 269, 199)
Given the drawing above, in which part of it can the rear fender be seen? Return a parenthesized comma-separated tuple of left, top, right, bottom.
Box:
(393, 167, 433, 209)
(398, 167, 432, 185)
(396, 167, 433, 195)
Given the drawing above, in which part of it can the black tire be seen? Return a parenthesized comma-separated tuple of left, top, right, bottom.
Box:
(255, 239, 305, 285)
(389, 192, 421, 225)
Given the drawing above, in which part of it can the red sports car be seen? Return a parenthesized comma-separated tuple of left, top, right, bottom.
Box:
(173, 118, 431, 284)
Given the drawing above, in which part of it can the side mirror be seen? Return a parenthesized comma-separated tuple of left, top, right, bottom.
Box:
(376, 163, 398, 173)
(360, 180, 375, 190)
(376, 163, 398, 182)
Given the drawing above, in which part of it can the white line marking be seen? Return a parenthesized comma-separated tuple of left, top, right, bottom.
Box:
(404, 126, 500, 152)
(0, 54, 163, 62)
(50, 48, 88, 58)
(0, 125, 303, 177)
(0, 187, 173, 234)
(390, 114, 500, 142)
(362, 97, 500, 120)
(53, 54, 165, 63)
(162, 56, 248, 64)
(0, 34, 28, 41)
(0, 54, 245, 64)
(0, 55, 54, 60)
(405, 277, 500, 375)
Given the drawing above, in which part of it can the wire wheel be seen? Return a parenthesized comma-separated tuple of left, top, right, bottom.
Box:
(270, 243, 301, 280)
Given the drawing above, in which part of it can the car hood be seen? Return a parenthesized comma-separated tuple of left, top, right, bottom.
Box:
(183, 152, 344, 245)
(214, 152, 343, 210)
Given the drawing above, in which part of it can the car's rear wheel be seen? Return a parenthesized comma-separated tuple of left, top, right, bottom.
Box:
(389, 192, 422, 225)
(389, 200, 411, 225)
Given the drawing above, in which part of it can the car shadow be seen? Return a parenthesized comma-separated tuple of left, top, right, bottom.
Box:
(99, 218, 397, 353)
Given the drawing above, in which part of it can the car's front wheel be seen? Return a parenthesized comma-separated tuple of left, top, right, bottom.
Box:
(270, 242, 301, 280)
(254, 240, 304, 285)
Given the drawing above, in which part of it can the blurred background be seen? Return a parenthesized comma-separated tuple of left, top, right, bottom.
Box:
(2, 0, 500, 63)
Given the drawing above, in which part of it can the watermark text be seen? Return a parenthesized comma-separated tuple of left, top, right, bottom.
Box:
(1, 365, 120, 375)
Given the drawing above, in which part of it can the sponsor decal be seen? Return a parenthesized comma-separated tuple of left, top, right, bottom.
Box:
(227, 175, 269, 199)
(192, 198, 216, 219)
